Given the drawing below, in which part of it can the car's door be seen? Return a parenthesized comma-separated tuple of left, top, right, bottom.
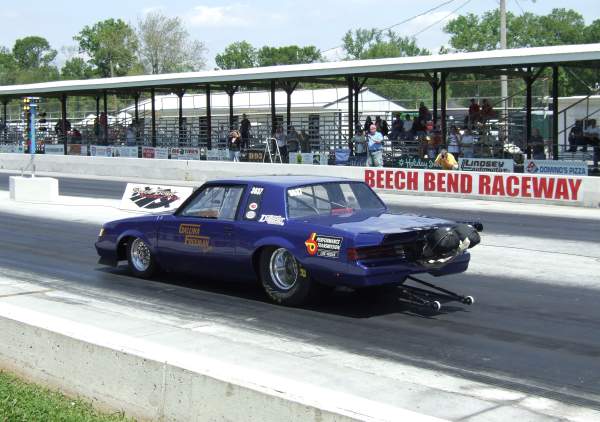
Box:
(156, 184, 245, 277)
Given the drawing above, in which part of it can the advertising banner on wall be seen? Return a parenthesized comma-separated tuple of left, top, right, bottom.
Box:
(68, 144, 88, 156)
(525, 160, 588, 176)
(397, 157, 438, 169)
(458, 158, 514, 173)
(141, 147, 169, 159)
(0, 144, 24, 153)
(120, 183, 194, 212)
(206, 149, 229, 161)
(170, 147, 200, 160)
(288, 152, 315, 164)
(364, 168, 584, 203)
(90, 145, 112, 157)
(114, 146, 138, 158)
(44, 144, 64, 155)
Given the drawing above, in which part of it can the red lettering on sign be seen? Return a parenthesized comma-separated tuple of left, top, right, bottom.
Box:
(394, 171, 405, 190)
(385, 171, 393, 190)
(376, 170, 384, 189)
(436, 172, 446, 192)
(532, 177, 554, 199)
(364, 169, 375, 187)
(506, 176, 519, 197)
(521, 177, 531, 198)
(407, 171, 418, 191)
(424, 172, 435, 191)
(568, 179, 582, 200)
(447, 173, 460, 193)
(462, 174, 473, 194)
(491, 175, 505, 196)
(555, 179, 569, 200)
(479, 174, 491, 195)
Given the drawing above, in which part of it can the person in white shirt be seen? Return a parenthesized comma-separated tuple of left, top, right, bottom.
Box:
(447, 125, 461, 155)
(402, 114, 413, 139)
(461, 128, 475, 158)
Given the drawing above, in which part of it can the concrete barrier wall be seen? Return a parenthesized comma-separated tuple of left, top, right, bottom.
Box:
(1, 153, 599, 207)
(0, 305, 443, 422)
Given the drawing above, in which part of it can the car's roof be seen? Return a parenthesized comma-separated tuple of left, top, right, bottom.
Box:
(208, 175, 355, 188)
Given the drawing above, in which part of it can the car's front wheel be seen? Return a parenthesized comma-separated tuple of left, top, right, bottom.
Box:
(259, 247, 319, 306)
(126, 237, 157, 278)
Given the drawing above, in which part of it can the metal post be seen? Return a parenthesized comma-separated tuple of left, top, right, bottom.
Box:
(440, 72, 447, 142)
(134, 93, 139, 124)
(103, 91, 108, 145)
(206, 84, 212, 149)
(177, 90, 184, 146)
(347, 77, 354, 140)
(150, 88, 156, 147)
(270, 80, 276, 135)
(552, 65, 559, 160)
(30, 102, 37, 156)
(525, 73, 532, 159)
(2, 100, 7, 140)
(228, 88, 235, 130)
(500, 0, 508, 135)
(432, 72, 438, 125)
(95, 96, 100, 144)
(286, 89, 292, 133)
(354, 78, 359, 125)
(61, 94, 68, 155)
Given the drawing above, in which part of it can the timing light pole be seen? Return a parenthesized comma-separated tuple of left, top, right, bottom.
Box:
(500, 0, 508, 140)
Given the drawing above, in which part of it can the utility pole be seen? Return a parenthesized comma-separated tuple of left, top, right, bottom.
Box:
(500, 0, 508, 140)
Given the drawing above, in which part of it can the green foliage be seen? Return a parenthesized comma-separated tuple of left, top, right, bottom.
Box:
(0, 47, 17, 85)
(74, 18, 139, 77)
(215, 41, 257, 70)
(61, 57, 96, 80)
(444, 8, 598, 96)
(137, 11, 206, 74)
(0, 370, 133, 422)
(256, 45, 321, 66)
(12, 36, 57, 69)
(342, 29, 429, 60)
(342, 28, 431, 105)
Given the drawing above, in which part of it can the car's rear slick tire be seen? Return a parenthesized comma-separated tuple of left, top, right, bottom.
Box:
(259, 247, 319, 306)
(126, 237, 157, 278)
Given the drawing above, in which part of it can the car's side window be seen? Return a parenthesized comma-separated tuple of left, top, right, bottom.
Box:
(180, 185, 244, 220)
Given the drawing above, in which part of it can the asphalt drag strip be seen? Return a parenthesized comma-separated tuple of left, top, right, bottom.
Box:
(0, 211, 599, 414)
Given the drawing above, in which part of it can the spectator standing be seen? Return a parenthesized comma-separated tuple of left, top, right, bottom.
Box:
(274, 126, 287, 162)
(298, 129, 310, 153)
(402, 114, 413, 139)
(568, 120, 585, 152)
(352, 128, 367, 166)
(529, 127, 546, 160)
(481, 99, 494, 123)
(435, 149, 458, 170)
(363, 116, 373, 133)
(461, 128, 475, 158)
(366, 124, 383, 167)
(468, 98, 480, 128)
(418, 102, 430, 123)
(447, 125, 461, 156)
(228, 130, 242, 161)
(126, 124, 137, 146)
(286, 126, 300, 153)
(240, 113, 251, 149)
(389, 118, 402, 141)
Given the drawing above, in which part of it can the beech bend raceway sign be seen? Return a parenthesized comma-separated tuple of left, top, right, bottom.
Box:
(364, 169, 583, 202)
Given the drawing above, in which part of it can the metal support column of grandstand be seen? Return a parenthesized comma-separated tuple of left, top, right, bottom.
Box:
(206, 84, 212, 149)
(552, 65, 560, 159)
(60, 94, 67, 155)
(150, 88, 156, 147)
(270, 80, 276, 135)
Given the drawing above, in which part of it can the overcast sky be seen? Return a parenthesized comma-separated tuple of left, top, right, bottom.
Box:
(0, 0, 597, 67)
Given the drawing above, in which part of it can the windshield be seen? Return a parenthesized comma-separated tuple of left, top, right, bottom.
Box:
(287, 182, 385, 219)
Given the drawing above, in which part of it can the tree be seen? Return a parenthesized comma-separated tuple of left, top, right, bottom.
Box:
(256, 45, 321, 66)
(61, 57, 95, 80)
(342, 29, 429, 60)
(12, 36, 57, 69)
(0, 47, 17, 85)
(215, 41, 257, 70)
(74, 19, 139, 77)
(137, 11, 206, 74)
(341, 29, 431, 106)
(443, 8, 596, 96)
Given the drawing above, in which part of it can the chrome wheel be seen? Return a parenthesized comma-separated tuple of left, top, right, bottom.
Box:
(130, 238, 151, 272)
(269, 248, 298, 291)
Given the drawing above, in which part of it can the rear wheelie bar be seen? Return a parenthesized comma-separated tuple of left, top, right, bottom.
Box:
(400, 275, 475, 311)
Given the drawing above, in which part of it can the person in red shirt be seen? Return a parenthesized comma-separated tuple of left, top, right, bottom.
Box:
(468, 98, 480, 128)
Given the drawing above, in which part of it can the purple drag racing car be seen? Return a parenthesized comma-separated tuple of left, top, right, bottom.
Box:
(96, 176, 481, 309)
